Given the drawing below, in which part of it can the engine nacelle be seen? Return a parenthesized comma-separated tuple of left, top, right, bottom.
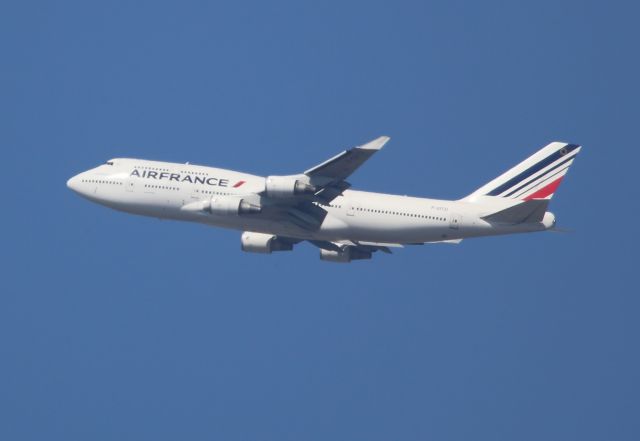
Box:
(265, 175, 316, 198)
(208, 197, 261, 216)
(241, 232, 294, 254)
(319, 247, 372, 263)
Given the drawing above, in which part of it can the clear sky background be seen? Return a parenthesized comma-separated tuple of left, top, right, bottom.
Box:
(1, 1, 638, 440)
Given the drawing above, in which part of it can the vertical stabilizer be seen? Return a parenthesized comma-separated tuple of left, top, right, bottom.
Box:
(463, 142, 581, 201)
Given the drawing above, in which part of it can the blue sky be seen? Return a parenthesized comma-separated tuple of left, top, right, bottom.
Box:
(1, 1, 638, 440)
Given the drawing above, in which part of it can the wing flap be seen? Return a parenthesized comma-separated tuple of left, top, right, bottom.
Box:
(314, 181, 351, 204)
(285, 201, 329, 230)
(307, 239, 400, 255)
(425, 239, 463, 244)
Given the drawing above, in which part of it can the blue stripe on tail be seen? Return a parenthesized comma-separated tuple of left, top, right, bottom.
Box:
(486, 144, 580, 196)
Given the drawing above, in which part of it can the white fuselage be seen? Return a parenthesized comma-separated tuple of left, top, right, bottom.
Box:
(67, 158, 554, 244)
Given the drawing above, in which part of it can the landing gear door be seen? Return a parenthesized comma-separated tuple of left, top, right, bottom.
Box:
(449, 213, 461, 229)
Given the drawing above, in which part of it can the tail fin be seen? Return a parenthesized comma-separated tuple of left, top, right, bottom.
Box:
(464, 142, 581, 201)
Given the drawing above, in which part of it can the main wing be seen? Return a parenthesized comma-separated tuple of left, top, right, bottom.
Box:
(252, 136, 389, 231)
(305, 136, 389, 203)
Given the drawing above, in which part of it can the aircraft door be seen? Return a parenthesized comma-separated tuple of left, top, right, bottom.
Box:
(125, 178, 135, 192)
(347, 201, 359, 216)
(449, 213, 461, 229)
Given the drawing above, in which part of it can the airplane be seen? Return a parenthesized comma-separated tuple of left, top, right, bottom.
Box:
(67, 137, 581, 262)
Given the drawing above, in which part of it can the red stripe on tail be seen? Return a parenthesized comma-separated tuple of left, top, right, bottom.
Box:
(523, 177, 564, 200)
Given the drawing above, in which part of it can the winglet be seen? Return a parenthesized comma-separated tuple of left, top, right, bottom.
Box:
(304, 136, 389, 181)
(360, 136, 390, 151)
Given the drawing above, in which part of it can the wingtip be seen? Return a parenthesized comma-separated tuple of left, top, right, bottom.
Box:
(360, 135, 390, 151)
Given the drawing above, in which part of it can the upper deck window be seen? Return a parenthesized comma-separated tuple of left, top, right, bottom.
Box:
(105, 161, 114, 165)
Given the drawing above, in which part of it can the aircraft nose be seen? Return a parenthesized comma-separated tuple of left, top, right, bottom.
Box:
(67, 174, 80, 192)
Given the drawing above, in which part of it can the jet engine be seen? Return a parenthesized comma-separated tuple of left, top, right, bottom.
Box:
(181, 196, 261, 215)
(208, 197, 261, 216)
(319, 247, 372, 263)
(241, 232, 294, 253)
(265, 176, 316, 198)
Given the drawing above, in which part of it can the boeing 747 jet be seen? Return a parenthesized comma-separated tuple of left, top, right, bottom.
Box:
(67, 137, 580, 262)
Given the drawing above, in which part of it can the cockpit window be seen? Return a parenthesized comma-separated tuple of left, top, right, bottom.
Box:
(105, 161, 114, 165)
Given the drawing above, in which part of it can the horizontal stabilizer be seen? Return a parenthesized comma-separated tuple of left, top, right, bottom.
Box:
(481, 199, 549, 224)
